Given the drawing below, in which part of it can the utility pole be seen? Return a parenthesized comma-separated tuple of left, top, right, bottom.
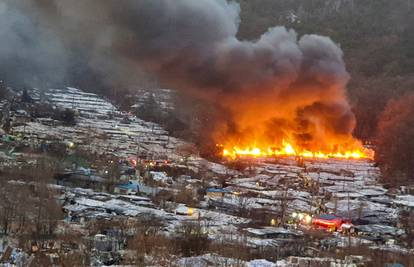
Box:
(347, 158, 351, 250)
(136, 135, 141, 180)
(347, 190, 351, 249)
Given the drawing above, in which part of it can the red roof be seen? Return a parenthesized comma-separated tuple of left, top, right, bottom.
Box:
(312, 214, 344, 229)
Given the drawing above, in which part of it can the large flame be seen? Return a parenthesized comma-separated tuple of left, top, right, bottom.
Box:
(220, 139, 373, 160)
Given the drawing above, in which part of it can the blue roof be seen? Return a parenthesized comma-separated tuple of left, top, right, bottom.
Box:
(206, 188, 230, 193)
(116, 181, 139, 191)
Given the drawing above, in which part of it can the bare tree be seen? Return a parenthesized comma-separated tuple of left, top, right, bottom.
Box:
(127, 213, 169, 265)
(172, 220, 209, 257)
(399, 209, 414, 248)
(376, 94, 414, 185)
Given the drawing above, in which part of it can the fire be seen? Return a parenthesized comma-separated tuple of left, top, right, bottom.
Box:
(221, 139, 373, 160)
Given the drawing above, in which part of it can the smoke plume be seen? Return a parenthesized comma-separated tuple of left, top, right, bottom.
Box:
(1, 0, 358, 151)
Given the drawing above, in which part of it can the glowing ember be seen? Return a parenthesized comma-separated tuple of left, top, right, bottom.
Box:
(220, 139, 373, 160)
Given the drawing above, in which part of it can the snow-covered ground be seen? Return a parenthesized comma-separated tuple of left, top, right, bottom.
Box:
(218, 157, 399, 225)
(12, 87, 188, 160)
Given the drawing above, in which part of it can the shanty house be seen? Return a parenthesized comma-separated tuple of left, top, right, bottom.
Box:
(114, 180, 139, 195)
(206, 188, 231, 198)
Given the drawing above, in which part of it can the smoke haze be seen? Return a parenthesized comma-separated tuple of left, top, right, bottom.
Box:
(1, 0, 358, 151)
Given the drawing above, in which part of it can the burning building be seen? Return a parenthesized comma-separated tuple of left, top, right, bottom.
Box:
(1, 0, 372, 159)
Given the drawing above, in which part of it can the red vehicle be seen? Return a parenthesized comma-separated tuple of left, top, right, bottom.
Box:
(312, 214, 346, 231)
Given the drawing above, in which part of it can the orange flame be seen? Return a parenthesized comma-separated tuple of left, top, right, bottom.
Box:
(220, 139, 373, 160)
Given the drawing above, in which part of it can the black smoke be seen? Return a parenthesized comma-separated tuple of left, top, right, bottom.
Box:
(1, 0, 356, 149)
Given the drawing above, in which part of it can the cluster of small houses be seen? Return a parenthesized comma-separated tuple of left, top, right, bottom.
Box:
(1, 87, 187, 164)
(51, 157, 413, 252)
(1, 86, 414, 266)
